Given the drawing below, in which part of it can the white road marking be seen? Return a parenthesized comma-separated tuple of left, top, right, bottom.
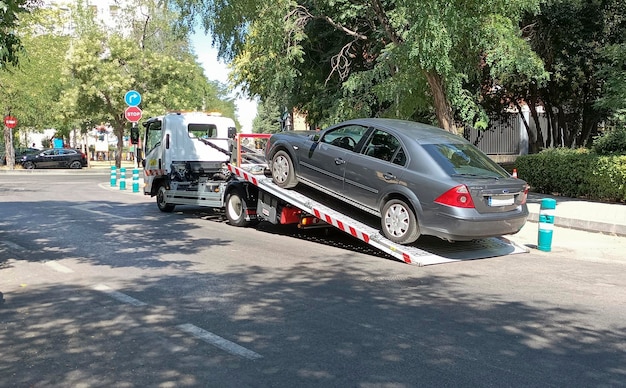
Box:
(92, 284, 147, 306)
(45, 261, 74, 273)
(72, 203, 126, 219)
(177, 323, 263, 360)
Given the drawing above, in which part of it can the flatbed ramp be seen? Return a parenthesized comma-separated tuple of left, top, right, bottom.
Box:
(229, 165, 528, 266)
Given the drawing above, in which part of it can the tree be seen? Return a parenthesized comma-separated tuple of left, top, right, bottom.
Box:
(170, 0, 544, 133)
(2, 0, 34, 168)
(0, 0, 32, 70)
(61, 0, 237, 168)
(490, 0, 626, 151)
(1, 5, 68, 169)
(252, 98, 283, 134)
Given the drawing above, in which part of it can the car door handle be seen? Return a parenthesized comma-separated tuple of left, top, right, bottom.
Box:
(383, 172, 396, 180)
(335, 158, 346, 165)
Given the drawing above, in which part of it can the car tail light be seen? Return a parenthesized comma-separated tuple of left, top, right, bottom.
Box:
(434, 185, 475, 208)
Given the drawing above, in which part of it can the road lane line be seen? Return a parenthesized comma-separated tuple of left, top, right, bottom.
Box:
(92, 284, 147, 306)
(72, 203, 127, 219)
(177, 323, 262, 360)
(45, 261, 74, 273)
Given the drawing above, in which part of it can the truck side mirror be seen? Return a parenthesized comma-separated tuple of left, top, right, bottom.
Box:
(228, 127, 237, 139)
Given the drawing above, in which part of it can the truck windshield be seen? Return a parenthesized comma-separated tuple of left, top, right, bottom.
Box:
(145, 120, 162, 152)
(188, 124, 218, 139)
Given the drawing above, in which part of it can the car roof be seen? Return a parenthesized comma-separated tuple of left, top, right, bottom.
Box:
(342, 118, 467, 145)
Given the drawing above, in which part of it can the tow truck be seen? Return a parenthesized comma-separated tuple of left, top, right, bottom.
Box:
(142, 111, 526, 266)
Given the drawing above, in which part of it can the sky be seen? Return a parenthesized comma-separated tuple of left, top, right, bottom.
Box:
(191, 32, 258, 133)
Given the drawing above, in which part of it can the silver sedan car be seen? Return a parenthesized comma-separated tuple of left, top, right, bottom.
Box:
(265, 118, 529, 244)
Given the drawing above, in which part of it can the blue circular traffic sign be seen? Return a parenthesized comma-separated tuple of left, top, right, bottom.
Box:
(124, 90, 141, 107)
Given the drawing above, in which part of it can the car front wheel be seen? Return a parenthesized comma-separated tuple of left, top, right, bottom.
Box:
(22, 161, 35, 169)
(381, 199, 420, 244)
(271, 150, 298, 189)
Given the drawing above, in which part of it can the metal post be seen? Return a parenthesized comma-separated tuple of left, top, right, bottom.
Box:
(119, 167, 126, 190)
(132, 168, 139, 193)
(537, 198, 556, 252)
(110, 166, 117, 187)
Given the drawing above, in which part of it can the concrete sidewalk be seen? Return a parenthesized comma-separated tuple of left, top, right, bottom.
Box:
(526, 193, 626, 237)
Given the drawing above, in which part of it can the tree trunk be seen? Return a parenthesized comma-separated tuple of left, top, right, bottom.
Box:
(4, 125, 15, 169)
(424, 71, 456, 134)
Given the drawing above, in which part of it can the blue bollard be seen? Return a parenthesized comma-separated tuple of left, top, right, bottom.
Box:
(132, 168, 139, 193)
(119, 167, 126, 190)
(537, 198, 557, 252)
(110, 166, 117, 187)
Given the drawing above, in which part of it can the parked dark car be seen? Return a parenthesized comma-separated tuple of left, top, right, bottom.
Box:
(265, 118, 529, 244)
(1, 147, 40, 165)
(18, 148, 88, 169)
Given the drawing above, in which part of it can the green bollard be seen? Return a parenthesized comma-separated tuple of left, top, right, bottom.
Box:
(537, 198, 556, 252)
(120, 167, 126, 190)
(110, 166, 117, 187)
(132, 168, 139, 193)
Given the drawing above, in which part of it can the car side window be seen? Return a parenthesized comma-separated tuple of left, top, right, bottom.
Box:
(320, 125, 368, 151)
(43, 150, 55, 156)
(363, 129, 406, 165)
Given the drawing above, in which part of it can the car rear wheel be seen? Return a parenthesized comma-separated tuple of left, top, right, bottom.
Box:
(69, 160, 82, 169)
(381, 199, 420, 244)
(22, 161, 35, 169)
(271, 150, 298, 189)
(156, 183, 175, 212)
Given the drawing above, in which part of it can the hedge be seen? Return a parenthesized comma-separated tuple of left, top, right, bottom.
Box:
(514, 148, 626, 202)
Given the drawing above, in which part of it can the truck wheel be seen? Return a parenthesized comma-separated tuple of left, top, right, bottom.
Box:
(381, 199, 420, 244)
(271, 150, 298, 188)
(225, 189, 251, 227)
(156, 183, 175, 212)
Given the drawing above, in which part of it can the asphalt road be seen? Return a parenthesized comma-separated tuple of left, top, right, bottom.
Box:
(1, 173, 625, 387)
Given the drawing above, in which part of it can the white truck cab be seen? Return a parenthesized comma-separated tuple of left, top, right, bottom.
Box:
(142, 111, 238, 211)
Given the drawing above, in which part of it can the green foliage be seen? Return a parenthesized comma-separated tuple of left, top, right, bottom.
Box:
(252, 98, 283, 134)
(592, 126, 626, 155)
(497, 0, 626, 150)
(0, 0, 30, 70)
(0, 8, 70, 130)
(595, 43, 626, 121)
(514, 148, 626, 202)
(59, 0, 237, 167)
(172, 0, 544, 131)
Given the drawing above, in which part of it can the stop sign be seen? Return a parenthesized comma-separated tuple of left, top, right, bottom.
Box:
(124, 106, 142, 122)
(4, 116, 17, 128)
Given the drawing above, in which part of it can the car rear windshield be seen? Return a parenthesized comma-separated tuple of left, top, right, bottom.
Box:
(423, 143, 510, 179)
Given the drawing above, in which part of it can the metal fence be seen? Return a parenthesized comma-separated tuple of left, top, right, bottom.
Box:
(463, 113, 523, 155)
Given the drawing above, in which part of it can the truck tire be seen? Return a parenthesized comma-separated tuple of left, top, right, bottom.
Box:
(271, 150, 298, 188)
(156, 183, 175, 212)
(225, 189, 255, 227)
(381, 198, 420, 244)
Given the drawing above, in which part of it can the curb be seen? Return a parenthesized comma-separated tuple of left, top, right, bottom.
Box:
(527, 212, 626, 237)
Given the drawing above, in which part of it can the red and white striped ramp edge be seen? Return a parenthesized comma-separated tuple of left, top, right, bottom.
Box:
(228, 164, 527, 266)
